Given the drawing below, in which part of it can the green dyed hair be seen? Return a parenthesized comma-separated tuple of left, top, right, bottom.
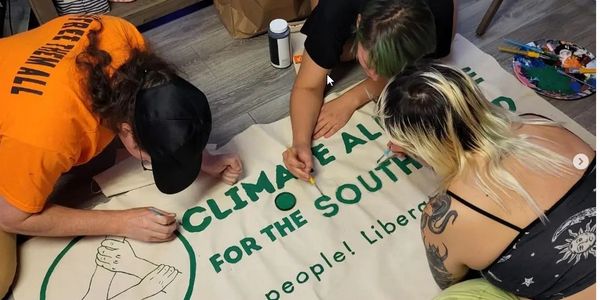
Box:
(355, 0, 437, 78)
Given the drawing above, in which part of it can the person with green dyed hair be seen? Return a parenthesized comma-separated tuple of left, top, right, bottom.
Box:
(283, 0, 455, 181)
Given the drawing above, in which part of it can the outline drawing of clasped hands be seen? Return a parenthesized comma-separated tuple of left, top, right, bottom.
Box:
(81, 237, 181, 300)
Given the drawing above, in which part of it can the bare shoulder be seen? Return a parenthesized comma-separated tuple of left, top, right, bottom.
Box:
(294, 50, 329, 89)
(421, 191, 495, 262)
(518, 123, 594, 158)
(420, 192, 472, 256)
(420, 192, 471, 288)
(421, 193, 459, 237)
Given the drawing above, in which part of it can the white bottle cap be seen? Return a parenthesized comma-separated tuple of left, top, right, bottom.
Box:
(269, 19, 288, 34)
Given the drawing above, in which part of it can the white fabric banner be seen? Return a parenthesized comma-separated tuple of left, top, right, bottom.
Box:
(12, 35, 594, 300)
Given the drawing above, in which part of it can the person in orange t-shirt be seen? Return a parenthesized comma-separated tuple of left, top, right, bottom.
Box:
(0, 15, 243, 297)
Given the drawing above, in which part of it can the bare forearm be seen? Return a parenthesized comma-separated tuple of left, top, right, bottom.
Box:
(11, 204, 122, 237)
(290, 86, 324, 146)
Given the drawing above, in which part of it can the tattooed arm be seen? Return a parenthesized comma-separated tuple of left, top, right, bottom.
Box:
(421, 193, 470, 290)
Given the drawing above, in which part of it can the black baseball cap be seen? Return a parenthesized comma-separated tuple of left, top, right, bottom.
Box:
(135, 75, 212, 194)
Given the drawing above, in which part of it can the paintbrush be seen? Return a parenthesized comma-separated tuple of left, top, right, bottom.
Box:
(498, 46, 557, 61)
(503, 38, 560, 59)
(284, 147, 325, 196)
(556, 69, 596, 89)
(567, 68, 596, 74)
(376, 149, 392, 164)
(308, 176, 325, 196)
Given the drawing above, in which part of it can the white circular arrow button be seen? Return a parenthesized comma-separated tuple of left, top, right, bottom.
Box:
(573, 153, 590, 170)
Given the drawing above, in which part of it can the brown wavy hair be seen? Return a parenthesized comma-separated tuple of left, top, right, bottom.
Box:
(76, 18, 175, 141)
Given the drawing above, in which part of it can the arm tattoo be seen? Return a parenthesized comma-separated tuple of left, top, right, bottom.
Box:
(425, 242, 454, 289)
(421, 193, 458, 234)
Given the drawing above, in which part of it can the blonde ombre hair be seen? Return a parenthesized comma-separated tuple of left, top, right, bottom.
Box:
(376, 63, 571, 219)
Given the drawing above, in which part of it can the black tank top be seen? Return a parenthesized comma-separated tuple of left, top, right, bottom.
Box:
(449, 158, 596, 299)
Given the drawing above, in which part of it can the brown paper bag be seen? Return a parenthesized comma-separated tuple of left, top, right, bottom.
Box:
(214, 0, 311, 39)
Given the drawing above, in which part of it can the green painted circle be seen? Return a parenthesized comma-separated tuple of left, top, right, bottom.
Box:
(275, 192, 297, 211)
(40, 231, 196, 299)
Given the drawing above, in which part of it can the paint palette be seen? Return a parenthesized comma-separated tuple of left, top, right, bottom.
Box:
(512, 40, 596, 100)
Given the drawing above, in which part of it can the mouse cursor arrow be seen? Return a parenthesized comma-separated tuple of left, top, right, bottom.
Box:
(326, 75, 334, 86)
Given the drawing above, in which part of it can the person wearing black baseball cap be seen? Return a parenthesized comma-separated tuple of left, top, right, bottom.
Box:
(0, 16, 242, 296)
(134, 74, 222, 194)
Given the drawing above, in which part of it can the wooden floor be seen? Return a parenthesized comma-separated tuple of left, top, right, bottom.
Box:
(141, 0, 596, 146)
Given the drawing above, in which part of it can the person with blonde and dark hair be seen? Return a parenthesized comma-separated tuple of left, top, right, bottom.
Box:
(283, 0, 455, 181)
(377, 64, 595, 300)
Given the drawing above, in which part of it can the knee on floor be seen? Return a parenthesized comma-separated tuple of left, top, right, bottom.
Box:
(0, 260, 16, 298)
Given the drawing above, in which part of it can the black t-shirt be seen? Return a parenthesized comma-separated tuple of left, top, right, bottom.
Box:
(301, 0, 454, 70)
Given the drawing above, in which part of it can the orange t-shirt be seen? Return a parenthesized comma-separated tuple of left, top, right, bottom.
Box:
(0, 15, 146, 213)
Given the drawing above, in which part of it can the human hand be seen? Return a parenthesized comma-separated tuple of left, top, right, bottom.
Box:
(201, 152, 243, 185)
(119, 207, 177, 242)
(136, 264, 179, 297)
(282, 145, 312, 181)
(313, 97, 356, 139)
(387, 141, 406, 158)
